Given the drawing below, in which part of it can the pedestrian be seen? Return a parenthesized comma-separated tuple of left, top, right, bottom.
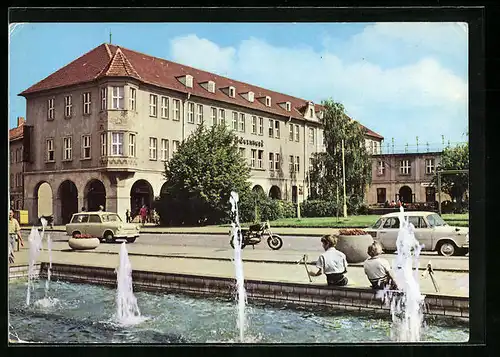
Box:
(139, 205, 148, 226)
(8, 209, 24, 264)
(126, 209, 131, 223)
(81, 206, 86, 212)
(98, 205, 104, 211)
(363, 241, 398, 290)
(307, 234, 348, 286)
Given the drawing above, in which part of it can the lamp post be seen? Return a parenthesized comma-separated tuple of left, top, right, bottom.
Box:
(342, 139, 347, 217)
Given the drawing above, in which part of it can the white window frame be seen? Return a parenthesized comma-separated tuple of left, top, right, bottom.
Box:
(251, 149, 256, 168)
(425, 158, 435, 174)
(129, 87, 136, 111)
(111, 86, 124, 110)
(111, 132, 124, 156)
(83, 92, 91, 115)
(64, 95, 72, 118)
(286, 102, 291, 111)
(47, 98, 54, 120)
(100, 133, 107, 157)
(232, 112, 238, 130)
(211, 107, 217, 127)
(172, 140, 180, 154)
(172, 99, 181, 121)
(187, 103, 195, 124)
(129, 133, 136, 157)
(294, 156, 300, 173)
(289, 124, 294, 141)
(275, 153, 280, 171)
(289, 155, 294, 173)
(149, 94, 158, 117)
(196, 104, 203, 124)
(274, 120, 280, 139)
(239, 113, 245, 132)
(309, 128, 315, 145)
(149, 137, 158, 160)
(257, 150, 263, 169)
(251, 116, 257, 134)
(218, 109, 225, 126)
(295, 124, 300, 142)
(100, 87, 107, 111)
(378, 160, 385, 175)
(258, 117, 264, 136)
(161, 96, 169, 119)
(268, 119, 274, 138)
(400, 160, 411, 175)
(239, 147, 245, 159)
(269, 152, 274, 171)
(63, 136, 72, 161)
(161, 139, 169, 161)
(309, 158, 314, 172)
(81, 135, 91, 159)
(46, 139, 55, 162)
(229, 87, 235, 98)
(266, 96, 271, 107)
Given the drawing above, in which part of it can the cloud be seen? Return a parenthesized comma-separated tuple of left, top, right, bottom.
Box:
(169, 27, 467, 145)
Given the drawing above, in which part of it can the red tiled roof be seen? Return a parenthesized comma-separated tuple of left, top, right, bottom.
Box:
(19, 43, 383, 138)
(361, 125, 383, 139)
(9, 124, 23, 141)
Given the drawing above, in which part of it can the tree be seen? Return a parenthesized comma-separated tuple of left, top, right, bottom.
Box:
(433, 142, 469, 204)
(308, 100, 372, 208)
(159, 124, 251, 225)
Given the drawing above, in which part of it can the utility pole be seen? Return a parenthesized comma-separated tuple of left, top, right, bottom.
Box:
(109, 31, 112, 45)
(342, 139, 347, 217)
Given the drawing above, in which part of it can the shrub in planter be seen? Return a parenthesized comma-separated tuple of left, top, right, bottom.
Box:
(68, 234, 100, 250)
(336, 229, 373, 263)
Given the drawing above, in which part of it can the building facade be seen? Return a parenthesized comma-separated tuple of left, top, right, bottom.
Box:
(9, 117, 25, 210)
(19, 43, 382, 225)
(366, 151, 451, 205)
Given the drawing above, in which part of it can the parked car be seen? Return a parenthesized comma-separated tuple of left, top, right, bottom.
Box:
(365, 211, 469, 256)
(66, 211, 140, 243)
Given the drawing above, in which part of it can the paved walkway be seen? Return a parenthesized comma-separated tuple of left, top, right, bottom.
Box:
(10, 240, 469, 297)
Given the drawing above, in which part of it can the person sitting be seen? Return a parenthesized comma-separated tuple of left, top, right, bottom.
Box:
(308, 234, 348, 286)
(364, 241, 398, 290)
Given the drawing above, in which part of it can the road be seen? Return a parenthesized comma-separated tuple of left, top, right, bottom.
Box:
(20, 231, 469, 272)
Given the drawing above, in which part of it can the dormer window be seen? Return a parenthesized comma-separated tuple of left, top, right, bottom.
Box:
(229, 86, 236, 98)
(208, 81, 216, 93)
(242, 91, 254, 103)
(286, 102, 291, 111)
(177, 74, 193, 88)
(265, 96, 271, 107)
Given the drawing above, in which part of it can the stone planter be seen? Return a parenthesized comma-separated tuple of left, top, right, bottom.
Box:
(68, 237, 100, 250)
(336, 234, 374, 263)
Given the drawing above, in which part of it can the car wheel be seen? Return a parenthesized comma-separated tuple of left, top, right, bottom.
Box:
(437, 241, 457, 256)
(103, 231, 115, 243)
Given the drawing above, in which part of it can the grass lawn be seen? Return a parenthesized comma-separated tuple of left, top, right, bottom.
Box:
(232, 213, 469, 228)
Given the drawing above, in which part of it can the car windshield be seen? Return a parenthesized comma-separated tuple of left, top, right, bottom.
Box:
(426, 213, 447, 227)
(372, 218, 383, 229)
(101, 214, 122, 222)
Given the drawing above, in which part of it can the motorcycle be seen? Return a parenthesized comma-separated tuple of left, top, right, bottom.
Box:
(229, 221, 283, 250)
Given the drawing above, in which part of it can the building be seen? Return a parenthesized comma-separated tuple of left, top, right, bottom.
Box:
(9, 116, 25, 210)
(18, 43, 382, 225)
(367, 151, 450, 205)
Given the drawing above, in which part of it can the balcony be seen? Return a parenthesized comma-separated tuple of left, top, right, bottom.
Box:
(99, 156, 138, 172)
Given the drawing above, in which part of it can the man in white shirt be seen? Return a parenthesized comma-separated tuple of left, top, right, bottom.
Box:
(308, 235, 348, 286)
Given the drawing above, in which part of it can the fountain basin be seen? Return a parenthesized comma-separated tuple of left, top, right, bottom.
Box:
(68, 237, 100, 250)
(336, 234, 373, 263)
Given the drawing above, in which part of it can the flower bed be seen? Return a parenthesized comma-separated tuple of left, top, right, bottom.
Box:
(72, 234, 96, 239)
(336, 229, 373, 263)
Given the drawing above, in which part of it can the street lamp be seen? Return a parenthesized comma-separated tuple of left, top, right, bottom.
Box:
(342, 139, 347, 217)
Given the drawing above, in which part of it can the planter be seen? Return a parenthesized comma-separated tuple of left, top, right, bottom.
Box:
(336, 234, 373, 264)
(68, 237, 100, 250)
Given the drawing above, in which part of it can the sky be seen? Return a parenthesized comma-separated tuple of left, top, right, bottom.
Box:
(8, 22, 468, 151)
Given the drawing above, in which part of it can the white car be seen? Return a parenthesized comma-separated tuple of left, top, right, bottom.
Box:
(365, 211, 469, 256)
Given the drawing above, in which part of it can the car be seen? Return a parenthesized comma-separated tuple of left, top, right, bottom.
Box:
(66, 211, 140, 243)
(365, 211, 469, 257)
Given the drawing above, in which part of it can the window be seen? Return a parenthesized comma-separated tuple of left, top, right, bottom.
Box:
(377, 188, 387, 204)
(197, 104, 203, 124)
(229, 87, 235, 98)
(173, 99, 181, 121)
(266, 96, 271, 107)
(309, 157, 314, 172)
(15, 149, 19, 163)
(10, 150, 13, 164)
(211, 107, 217, 127)
(295, 124, 300, 142)
(232, 112, 238, 130)
(100, 133, 107, 156)
(425, 158, 435, 174)
(274, 120, 280, 138)
(161, 139, 169, 161)
(309, 128, 315, 145)
(275, 153, 280, 171)
(269, 153, 274, 170)
(378, 161, 385, 175)
(268, 119, 274, 138)
(10, 174, 13, 188)
(239, 113, 245, 132)
(208, 81, 215, 93)
(81, 135, 91, 159)
(383, 217, 400, 229)
(185, 102, 194, 124)
(88, 215, 101, 223)
(83, 92, 91, 115)
(100, 87, 107, 110)
(251, 149, 256, 168)
(71, 214, 89, 223)
(111, 132, 124, 156)
(239, 147, 245, 159)
(286, 102, 291, 111)
(251, 116, 257, 134)
(64, 95, 72, 118)
(129, 134, 136, 157)
(218, 109, 225, 126)
(409, 216, 427, 229)
(129, 88, 136, 111)
(289, 155, 294, 173)
(149, 137, 158, 160)
(425, 187, 436, 203)
(257, 150, 263, 169)
(47, 98, 54, 120)
(295, 156, 300, 173)
(111, 86, 124, 109)
(63, 137, 72, 160)
(172, 140, 180, 154)
(46, 139, 54, 162)
(309, 108, 314, 117)
(258, 117, 264, 135)
(400, 160, 411, 175)
(289, 124, 294, 141)
(149, 94, 158, 117)
(161, 96, 169, 119)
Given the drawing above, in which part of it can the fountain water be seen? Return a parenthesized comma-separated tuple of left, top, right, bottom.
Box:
(115, 242, 145, 326)
(44, 235, 52, 297)
(26, 227, 43, 306)
(386, 206, 425, 342)
(229, 191, 247, 342)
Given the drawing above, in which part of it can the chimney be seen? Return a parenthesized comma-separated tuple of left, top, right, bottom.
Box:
(17, 116, 25, 127)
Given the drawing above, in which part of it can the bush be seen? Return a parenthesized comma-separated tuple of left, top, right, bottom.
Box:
(301, 200, 338, 217)
(281, 200, 297, 218)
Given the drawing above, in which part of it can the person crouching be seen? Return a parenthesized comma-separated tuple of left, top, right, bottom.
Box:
(308, 234, 348, 286)
(364, 241, 398, 290)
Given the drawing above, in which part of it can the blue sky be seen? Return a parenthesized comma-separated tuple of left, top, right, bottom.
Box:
(9, 22, 468, 151)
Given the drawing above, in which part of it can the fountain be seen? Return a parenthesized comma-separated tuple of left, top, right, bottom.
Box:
(115, 242, 144, 325)
(26, 227, 43, 306)
(229, 191, 247, 343)
(44, 235, 52, 297)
